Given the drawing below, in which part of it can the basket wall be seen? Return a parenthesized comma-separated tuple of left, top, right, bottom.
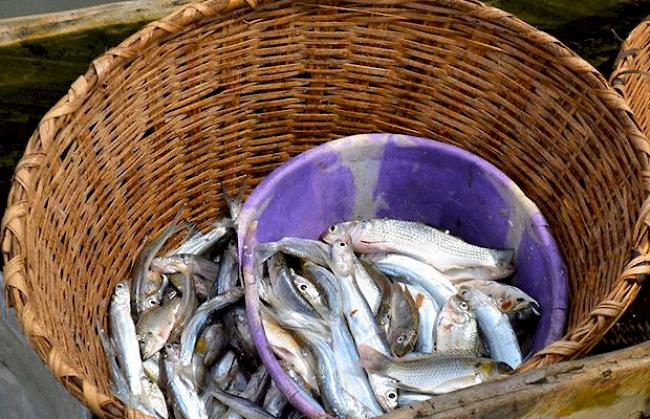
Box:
(2, 0, 650, 416)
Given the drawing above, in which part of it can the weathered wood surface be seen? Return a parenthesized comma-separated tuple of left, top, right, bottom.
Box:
(386, 340, 650, 419)
(0, 274, 90, 419)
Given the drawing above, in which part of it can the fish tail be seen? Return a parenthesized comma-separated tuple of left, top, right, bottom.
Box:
(493, 249, 514, 268)
(357, 345, 389, 373)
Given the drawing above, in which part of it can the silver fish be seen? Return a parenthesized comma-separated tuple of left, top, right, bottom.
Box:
(387, 283, 419, 357)
(142, 353, 161, 386)
(352, 258, 383, 316)
(267, 253, 316, 316)
(196, 322, 227, 368)
(163, 344, 207, 419)
(397, 391, 432, 407)
(224, 365, 270, 419)
(136, 289, 181, 359)
(363, 253, 456, 306)
(260, 306, 319, 393)
(435, 294, 479, 354)
(255, 238, 331, 268)
(214, 241, 239, 296)
(330, 236, 398, 412)
(143, 375, 169, 418)
(225, 305, 258, 364)
(291, 270, 328, 320)
(180, 287, 244, 369)
(404, 284, 438, 353)
(98, 327, 131, 406)
(109, 281, 146, 399)
(134, 221, 183, 314)
(456, 279, 540, 321)
(208, 388, 276, 419)
(359, 345, 510, 394)
(203, 351, 239, 416)
(172, 218, 234, 256)
(169, 272, 198, 343)
(458, 286, 522, 369)
(263, 381, 288, 418)
(324, 219, 513, 276)
(228, 371, 250, 394)
(151, 254, 220, 300)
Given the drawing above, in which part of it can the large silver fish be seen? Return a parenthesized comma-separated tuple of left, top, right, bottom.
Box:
(330, 236, 399, 412)
(359, 345, 510, 394)
(458, 286, 522, 369)
(324, 219, 513, 277)
(435, 293, 480, 355)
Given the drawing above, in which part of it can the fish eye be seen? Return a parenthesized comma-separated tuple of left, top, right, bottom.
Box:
(299, 284, 308, 291)
(329, 225, 337, 232)
(387, 391, 397, 400)
(338, 242, 346, 247)
(516, 297, 525, 303)
(459, 288, 470, 298)
(116, 283, 124, 290)
(397, 336, 405, 343)
(459, 301, 469, 310)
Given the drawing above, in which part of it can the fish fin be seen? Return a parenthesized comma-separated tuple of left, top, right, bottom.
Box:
(357, 345, 390, 373)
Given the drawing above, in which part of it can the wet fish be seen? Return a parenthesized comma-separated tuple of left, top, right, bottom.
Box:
(260, 306, 319, 393)
(169, 272, 198, 342)
(263, 381, 288, 418)
(457, 286, 522, 369)
(143, 375, 169, 418)
(134, 221, 183, 314)
(323, 219, 513, 277)
(291, 270, 328, 320)
(435, 294, 479, 355)
(109, 282, 147, 399)
(151, 254, 220, 300)
(202, 351, 239, 417)
(387, 283, 419, 357)
(362, 261, 393, 334)
(142, 352, 161, 386)
(225, 305, 258, 368)
(172, 218, 234, 256)
(330, 236, 398, 412)
(162, 344, 207, 419)
(136, 289, 181, 359)
(267, 253, 316, 316)
(456, 279, 540, 321)
(352, 258, 383, 316)
(180, 287, 244, 369)
(359, 345, 511, 394)
(224, 365, 270, 419)
(214, 241, 239, 296)
(255, 238, 331, 268)
(196, 322, 227, 368)
(208, 388, 276, 419)
(397, 391, 431, 407)
(363, 253, 456, 306)
(98, 327, 131, 406)
(404, 284, 438, 353)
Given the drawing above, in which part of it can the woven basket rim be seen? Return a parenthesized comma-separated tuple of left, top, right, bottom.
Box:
(2, 0, 650, 416)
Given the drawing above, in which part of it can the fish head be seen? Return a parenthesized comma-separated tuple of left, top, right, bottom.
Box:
(329, 234, 355, 276)
(321, 222, 347, 243)
(389, 328, 418, 357)
(374, 378, 399, 411)
(112, 281, 131, 304)
(292, 273, 322, 305)
(139, 330, 161, 359)
(457, 286, 489, 309)
(477, 359, 512, 379)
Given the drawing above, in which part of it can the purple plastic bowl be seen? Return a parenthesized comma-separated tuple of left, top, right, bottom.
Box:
(238, 133, 567, 418)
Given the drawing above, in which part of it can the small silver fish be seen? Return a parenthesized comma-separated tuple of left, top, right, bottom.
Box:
(359, 345, 510, 394)
(196, 322, 227, 368)
(363, 253, 456, 307)
(435, 294, 480, 355)
(456, 279, 540, 321)
(214, 241, 239, 296)
(136, 289, 181, 359)
(457, 286, 522, 369)
(151, 254, 220, 300)
(208, 388, 276, 419)
(162, 344, 207, 419)
(224, 365, 271, 419)
(169, 272, 198, 343)
(387, 283, 419, 357)
(180, 288, 244, 369)
(172, 218, 234, 256)
(263, 381, 288, 418)
(324, 219, 513, 277)
(291, 270, 329, 320)
(134, 221, 183, 314)
(255, 238, 331, 268)
(404, 284, 439, 353)
(225, 305, 258, 365)
(142, 353, 161, 386)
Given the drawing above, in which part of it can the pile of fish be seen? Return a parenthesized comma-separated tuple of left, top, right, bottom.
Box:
(100, 198, 297, 419)
(255, 219, 540, 418)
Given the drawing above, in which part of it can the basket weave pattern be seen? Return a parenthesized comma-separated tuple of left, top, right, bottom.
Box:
(2, 0, 650, 416)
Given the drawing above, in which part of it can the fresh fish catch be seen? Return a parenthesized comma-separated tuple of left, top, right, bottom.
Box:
(102, 202, 539, 418)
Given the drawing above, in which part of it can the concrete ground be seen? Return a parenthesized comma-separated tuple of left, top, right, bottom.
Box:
(0, 273, 90, 419)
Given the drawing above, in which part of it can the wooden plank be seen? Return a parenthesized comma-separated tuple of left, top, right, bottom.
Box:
(0, 0, 194, 47)
(385, 341, 650, 419)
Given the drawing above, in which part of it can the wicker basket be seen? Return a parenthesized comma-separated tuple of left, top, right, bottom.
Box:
(607, 17, 650, 350)
(3, 0, 650, 417)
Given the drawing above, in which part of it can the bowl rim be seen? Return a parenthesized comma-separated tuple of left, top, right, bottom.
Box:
(238, 132, 568, 418)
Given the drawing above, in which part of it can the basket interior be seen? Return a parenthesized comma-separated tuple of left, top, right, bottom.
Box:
(13, 0, 645, 408)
